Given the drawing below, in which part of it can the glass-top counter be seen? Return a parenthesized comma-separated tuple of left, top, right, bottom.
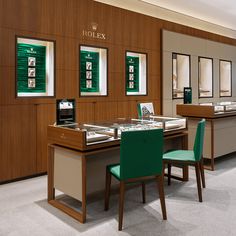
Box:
(57, 116, 187, 145)
(200, 101, 236, 113)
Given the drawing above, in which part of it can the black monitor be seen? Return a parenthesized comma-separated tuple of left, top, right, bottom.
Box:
(56, 99, 76, 125)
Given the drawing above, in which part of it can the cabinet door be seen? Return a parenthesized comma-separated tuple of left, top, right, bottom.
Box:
(0, 105, 36, 182)
(36, 104, 56, 173)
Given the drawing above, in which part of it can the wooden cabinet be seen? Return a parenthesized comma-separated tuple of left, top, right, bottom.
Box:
(0, 105, 36, 182)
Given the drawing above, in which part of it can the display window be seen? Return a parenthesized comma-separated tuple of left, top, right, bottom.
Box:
(220, 60, 232, 97)
(172, 53, 191, 99)
(198, 57, 213, 98)
(16, 36, 55, 97)
(80, 45, 108, 96)
(126, 51, 147, 96)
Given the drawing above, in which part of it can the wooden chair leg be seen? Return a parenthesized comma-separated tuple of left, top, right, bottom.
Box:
(168, 163, 171, 186)
(142, 182, 146, 204)
(195, 163, 202, 202)
(157, 175, 167, 220)
(200, 158, 206, 188)
(104, 168, 111, 211)
(119, 181, 125, 231)
(162, 163, 166, 177)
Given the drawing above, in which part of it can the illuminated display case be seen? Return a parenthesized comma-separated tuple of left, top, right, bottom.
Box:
(79, 45, 107, 96)
(200, 101, 236, 114)
(198, 57, 213, 98)
(172, 53, 190, 99)
(48, 117, 187, 149)
(126, 51, 147, 96)
(220, 60, 232, 97)
(16, 36, 55, 97)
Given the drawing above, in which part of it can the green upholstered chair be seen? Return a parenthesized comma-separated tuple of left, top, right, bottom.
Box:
(163, 119, 206, 202)
(104, 129, 167, 231)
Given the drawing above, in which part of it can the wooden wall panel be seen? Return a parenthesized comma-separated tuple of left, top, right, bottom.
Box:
(36, 104, 56, 173)
(0, 105, 36, 182)
(2, 0, 236, 182)
(0, 67, 15, 105)
(56, 69, 78, 99)
(94, 101, 118, 121)
(117, 101, 138, 118)
(76, 102, 95, 123)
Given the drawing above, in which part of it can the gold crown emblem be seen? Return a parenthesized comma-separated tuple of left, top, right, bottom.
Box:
(91, 22, 98, 31)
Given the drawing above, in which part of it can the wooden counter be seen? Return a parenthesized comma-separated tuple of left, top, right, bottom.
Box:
(177, 104, 236, 170)
(47, 124, 188, 223)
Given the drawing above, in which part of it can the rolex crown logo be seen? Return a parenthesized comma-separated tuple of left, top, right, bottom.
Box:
(91, 22, 98, 31)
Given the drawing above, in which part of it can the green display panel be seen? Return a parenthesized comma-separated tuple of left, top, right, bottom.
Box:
(17, 43, 46, 93)
(126, 56, 139, 92)
(80, 51, 99, 93)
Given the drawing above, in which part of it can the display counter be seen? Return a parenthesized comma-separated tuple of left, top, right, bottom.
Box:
(47, 117, 188, 223)
(177, 102, 236, 170)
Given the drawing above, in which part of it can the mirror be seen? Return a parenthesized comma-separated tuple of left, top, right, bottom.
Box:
(198, 57, 213, 98)
(220, 60, 232, 97)
(172, 53, 190, 99)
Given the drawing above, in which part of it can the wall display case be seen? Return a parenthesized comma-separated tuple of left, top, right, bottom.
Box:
(126, 51, 147, 96)
(198, 57, 213, 98)
(220, 60, 232, 97)
(80, 45, 107, 96)
(16, 37, 55, 97)
(172, 53, 190, 99)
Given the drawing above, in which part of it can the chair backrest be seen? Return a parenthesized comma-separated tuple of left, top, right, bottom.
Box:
(120, 129, 163, 180)
(193, 119, 206, 161)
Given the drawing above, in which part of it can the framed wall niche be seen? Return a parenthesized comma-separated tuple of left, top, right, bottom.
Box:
(16, 36, 55, 97)
(79, 45, 108, 96)
(172, 53, 190, 99)
(220, 60, 232, 97)
(198, 57, 213, 98)
(126, 51, 147, 96)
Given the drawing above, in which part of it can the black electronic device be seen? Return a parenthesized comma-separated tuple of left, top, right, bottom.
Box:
(56, 99, 76, 125)
(184, 87, 192, 104)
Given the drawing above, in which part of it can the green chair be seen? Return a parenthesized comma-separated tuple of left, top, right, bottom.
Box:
(163, 119, 206, 202)
(104, 129, 167, 231)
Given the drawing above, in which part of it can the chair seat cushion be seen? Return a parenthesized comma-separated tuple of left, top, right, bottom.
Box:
(163, 150, 196, 162)
(107, 163, 121, 180)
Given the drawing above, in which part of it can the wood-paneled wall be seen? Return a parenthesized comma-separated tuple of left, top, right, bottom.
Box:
(1, 0, 236, 182)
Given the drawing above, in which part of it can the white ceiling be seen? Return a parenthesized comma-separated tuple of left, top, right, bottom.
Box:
(140, 0, 236, 30)
(95, 0, 236, 38)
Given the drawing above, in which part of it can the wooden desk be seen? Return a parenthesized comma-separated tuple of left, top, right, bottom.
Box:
(47, 125, 188, 223)
(177, 104, 236, 170)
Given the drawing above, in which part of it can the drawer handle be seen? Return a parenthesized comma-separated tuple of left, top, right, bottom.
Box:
(60, 133, 66, 139)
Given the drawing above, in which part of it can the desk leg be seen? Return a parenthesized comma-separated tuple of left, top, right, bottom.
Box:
(82, 156, 87, 223)
(48, 145, 55, 201)
(47, 147, 86, 223)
